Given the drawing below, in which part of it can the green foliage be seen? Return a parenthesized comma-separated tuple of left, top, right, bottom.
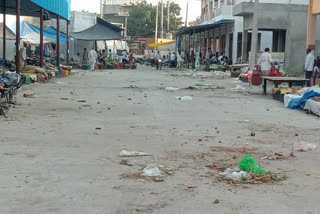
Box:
(127, 0, 183, 38)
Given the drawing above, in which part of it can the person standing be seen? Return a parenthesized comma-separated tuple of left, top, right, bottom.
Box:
(305, 48, 315, 87)
(191, 50, 195, 69)
(150, 51, 155, 66)
(205, 48, 211, 71)
(176, 52, 184, 70)
(88, 48, 98, 71)
(170, 52, 176, 68)
(20, 42, 28, 68)
(258, 48, 273, 76)
(82, 48, 89, 64)
(108, 49, 113, 59)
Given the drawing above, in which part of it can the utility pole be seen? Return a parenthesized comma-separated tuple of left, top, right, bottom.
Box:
(155, 2, 159, 50)
(185, 1, 188, 27)
(167, 0, 170, 38)
(161, 0, 164, 38)
(100, 0, 104, 19)
(249, 0, 259, 70)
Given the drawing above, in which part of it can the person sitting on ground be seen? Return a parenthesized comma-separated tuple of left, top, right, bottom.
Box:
(258, 48, 273, 76)
(72, 53, 81, 63)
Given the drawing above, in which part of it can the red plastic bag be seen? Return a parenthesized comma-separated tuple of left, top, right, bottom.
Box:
(252, 70, 262, 86)
(269, 68, 282, 77)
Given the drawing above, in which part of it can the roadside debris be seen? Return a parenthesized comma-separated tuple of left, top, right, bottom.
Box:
(119, 150, 152, 157)
(234, 85, 246, 90)
(213, 199, 220, 204)
(250, 132, 256, 137)
(78, 100, 87, 103)
(165, 87, 180, 91)
(292, 142, 317, 152)
(23, 93, 34, 98)
(238, 154, 266, 176)
(142, 164, 163, 176)
(60, 97, 69, 100)
(220, 168, 251, 181)
(120, 159, 133, 166)
(176, 96, 193, 101)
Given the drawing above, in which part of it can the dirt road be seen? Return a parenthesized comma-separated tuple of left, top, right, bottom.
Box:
(1, 67, 319, 214)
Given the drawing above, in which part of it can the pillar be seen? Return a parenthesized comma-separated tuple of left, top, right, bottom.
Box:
(67, 20, 70, 65)
(232, 31, 238, 64)
(242, 30, 248, 63)
(307, 9, 317, 50)
(57, 15, 60, 68)
(225, 26, 230, 58)
(16, 0, 21, 74)
(40, 8, 44, 68)
(3, 11, 6, 60)
(250, 0, 259, 70)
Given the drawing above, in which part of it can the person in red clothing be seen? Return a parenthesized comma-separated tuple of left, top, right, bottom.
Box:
(191, 50, 195, 69)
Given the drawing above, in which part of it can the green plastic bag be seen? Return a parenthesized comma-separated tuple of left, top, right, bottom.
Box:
(238, 154, 266, 176)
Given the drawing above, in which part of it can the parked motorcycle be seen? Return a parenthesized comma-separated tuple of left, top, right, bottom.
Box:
(0, 72, 23, 118)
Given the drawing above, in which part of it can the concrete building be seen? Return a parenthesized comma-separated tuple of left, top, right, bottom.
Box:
(233, 0, 312, 75)
(101, 0, 142, 37)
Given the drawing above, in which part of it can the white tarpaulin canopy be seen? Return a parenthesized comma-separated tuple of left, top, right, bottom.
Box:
(21, 32, 54, 44)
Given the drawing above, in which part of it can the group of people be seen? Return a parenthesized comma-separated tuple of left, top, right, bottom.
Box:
(146, 51, 185, 70)
(72, 48, 114, 71)
(257, 47, 319, 87)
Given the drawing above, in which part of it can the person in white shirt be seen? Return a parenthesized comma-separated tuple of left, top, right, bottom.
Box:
(258, 48, 273, 76)
(170, 52, 176, 68)
(88, 48, 98, 71)
(150, 51, 155, 66)
(305, 48, 315, 87)
(176, 52, 184, 70)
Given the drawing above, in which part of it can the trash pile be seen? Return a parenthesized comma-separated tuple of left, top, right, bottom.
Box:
(216, 154, 286, 184)
(119, 150, 174, 182)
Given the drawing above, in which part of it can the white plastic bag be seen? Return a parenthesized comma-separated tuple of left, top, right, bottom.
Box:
(292, 142, 317, 152)
(142, 164, 163, 177)
(176, 96, 193, 101)
(119, 150, 151, 157)
(165, 87, 180, 91)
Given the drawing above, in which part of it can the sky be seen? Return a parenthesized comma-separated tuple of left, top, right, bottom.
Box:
(71, 0, 201, 22)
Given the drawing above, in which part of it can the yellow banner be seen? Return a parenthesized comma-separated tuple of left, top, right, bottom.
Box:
(311, 0, 320, 14)
(149, 41, 175, 47)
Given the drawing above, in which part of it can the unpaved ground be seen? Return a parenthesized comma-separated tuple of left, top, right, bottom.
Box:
(0, 66, 320, 214)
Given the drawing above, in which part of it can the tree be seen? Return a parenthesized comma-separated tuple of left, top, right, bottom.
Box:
(127, 0, 183, 38)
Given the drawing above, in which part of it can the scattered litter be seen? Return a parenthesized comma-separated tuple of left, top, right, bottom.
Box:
(176, 96, 193, 101)
(119, 150, 152, 157)
(187, 186, 197, 189)
(227, 171, 251, 181)
(295, 133, 299, 137)
(219, 168, 251, 181)
(142, 164, 163, 177)
(23, 93, 34, 98)
(60, 97, 69, 100)
(165, 87, 180, 91)
(250, 132, 256, 137)
(56, 81, 67, 84)
(306, 172, 311, 176)
(95, 127, 102, 130)
(195, 83, 205, 87)
(238, 154, 266, 176)
(212, 146, 257, 154)
(213, 199, 220, 204)
(128, 98, 132, 100)
(234, 85, 246, 90)
(120, 159, 133, 166)
(292, 142, 316, 152)
(233, 155, 238, 159)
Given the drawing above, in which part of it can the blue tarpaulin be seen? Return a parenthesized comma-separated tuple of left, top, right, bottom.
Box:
(20, 22, 68, 44)
(288, 90, 320, 110)
(30, 0, 71, 20)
